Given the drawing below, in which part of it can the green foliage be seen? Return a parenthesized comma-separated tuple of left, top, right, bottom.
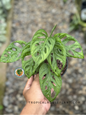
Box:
(0, 0, 12, 47)
(31, 29, 55, 66)
(0, 0, 12, 10)
(0, 25, 84, 102)
(63, 0, 67, 3)
(69, 14, 80, 32)
(54, 33, 84, 59)
(0, 105, 3, 110)
(0, 40, 27, 63)
(39, 63, 62, 102)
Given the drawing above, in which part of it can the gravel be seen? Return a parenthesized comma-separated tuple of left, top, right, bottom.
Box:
(2, 0, 86, 114)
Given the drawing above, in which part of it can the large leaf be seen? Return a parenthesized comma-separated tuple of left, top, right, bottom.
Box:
(54, 33, 84, 59)
(0, 40, 27, 63)
(21, 42, 38, 78)
(31, 29, 55, 66)
(39, 63, 62, 102)
(47, 37, 66, 76)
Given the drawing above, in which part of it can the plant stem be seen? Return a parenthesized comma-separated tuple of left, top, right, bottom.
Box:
(50, 25, 57, 37)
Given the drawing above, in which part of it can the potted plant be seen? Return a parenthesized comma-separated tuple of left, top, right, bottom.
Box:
(0, 25, 84, 102)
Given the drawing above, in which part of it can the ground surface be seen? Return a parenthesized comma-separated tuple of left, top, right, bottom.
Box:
(2, 0, 86, 114)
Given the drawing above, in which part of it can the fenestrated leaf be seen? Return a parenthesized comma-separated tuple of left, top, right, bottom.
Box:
(31, 29, 55, 66)
(47, 37, 66, 76)
(54, 33, 84, 59)
(0, 40, 27, 63)
(39, 63, 62, 102)
(21, 42, 38, 78)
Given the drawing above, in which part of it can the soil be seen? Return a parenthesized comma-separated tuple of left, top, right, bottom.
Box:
(44, 58, 68, 76)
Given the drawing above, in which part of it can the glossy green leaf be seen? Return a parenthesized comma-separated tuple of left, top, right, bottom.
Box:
(39, 63, 62, 102)
(21, 42, 38, 78)
(31, 29, 55, 66)
(0, 40, 27, 63)
(47, 37, 66, 76)
(54, 33, 84, 59)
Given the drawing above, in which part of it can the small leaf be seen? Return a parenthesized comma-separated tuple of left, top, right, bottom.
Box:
(39, 63, 62, 102)
(54, 33, 84, 59)
(0, 40, 27, 63)
(21, 42, 38, 78)
(47, 37, 66, 76)
(31, 29, 55, 66)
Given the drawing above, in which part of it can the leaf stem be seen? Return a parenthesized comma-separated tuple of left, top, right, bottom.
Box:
(50, 25, 57, 37)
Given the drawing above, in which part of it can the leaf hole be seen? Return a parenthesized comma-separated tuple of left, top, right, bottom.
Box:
(44, 74, 47, 76)
(4, 54, 8, 57)
(39, 41, 44, 45)
(51, 81, 56, 86)
(18, 52, 21, 57)
(37, 52, 39, 55)
(12, 48, 17, 51)
(44, 47, 47, 53)
(42, 76, 46, 80)
(8, 51, 11, 54)
(35, 51, 40, 57)
(42, 32, 46, 35)
(48, 40, 51, 44)
(75, 48, 81, 52)
(52, 76, 55, 80)
(51, 88, 55, 98)
(22, 44, 25, 46)
(14, 43, 22, 48)
(44, 59, 48, 64)
(65, 40, 75, 46)
(45, 86, 47, 90)
(68, 50, 74, 56)
(48, 95, 49, 97)
(57, 60, 63, 69)
(51, 57, 53, 62)
(35, 43, 39, 46)
(61, 36, 67, 42)
(24, 55, 31, 61)
(50, 69, 54, 73)
(58, 49, 63, 56)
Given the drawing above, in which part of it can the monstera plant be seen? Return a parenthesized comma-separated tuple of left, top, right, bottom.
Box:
(0, 25, 84, 102)
(0, 0, 12, 47)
